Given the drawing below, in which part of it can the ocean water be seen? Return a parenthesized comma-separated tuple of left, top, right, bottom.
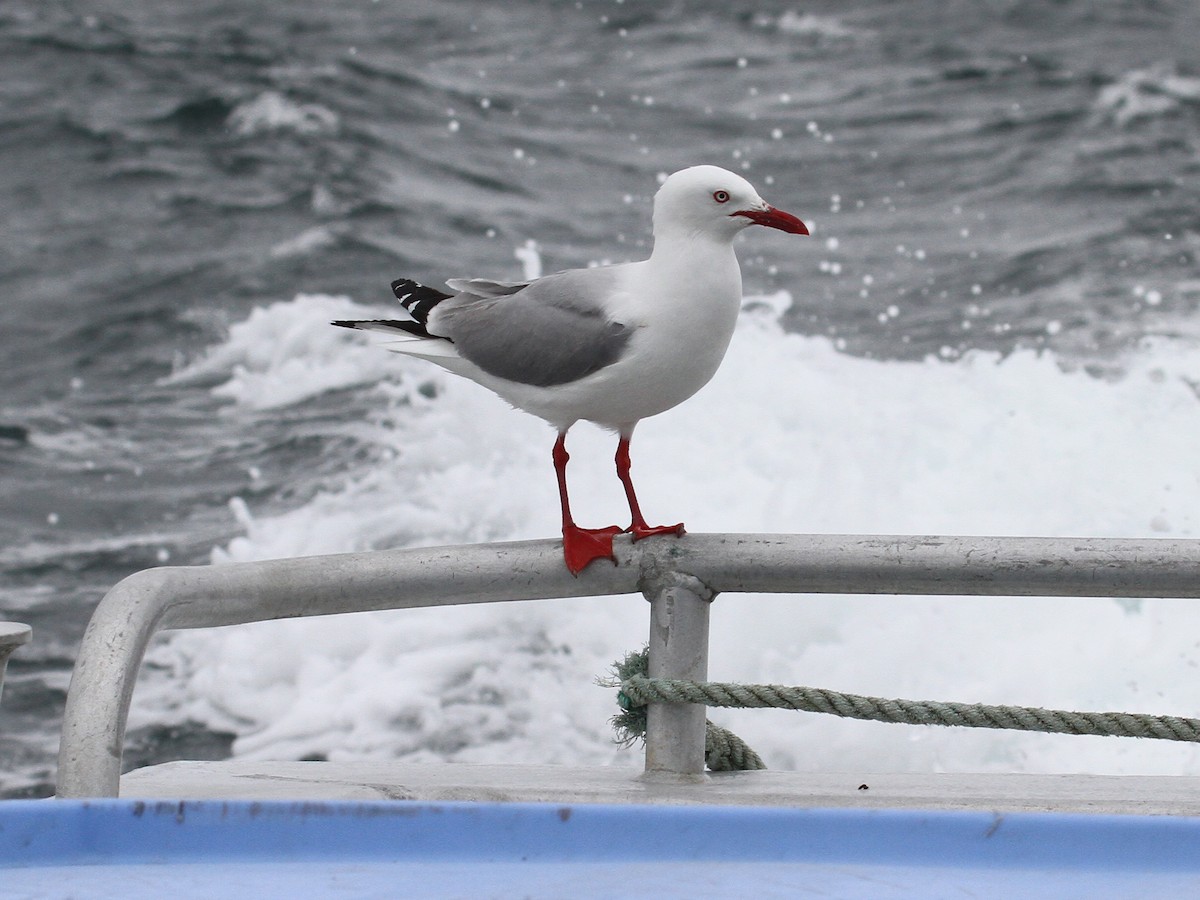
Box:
(2, 0, 1200, 797)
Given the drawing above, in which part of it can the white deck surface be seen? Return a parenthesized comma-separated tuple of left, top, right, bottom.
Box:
(120, 761, 1200, 816)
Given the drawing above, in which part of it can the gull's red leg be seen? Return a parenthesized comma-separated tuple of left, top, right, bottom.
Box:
(554, 432, 620, 576)
(615, 436, 685, 541)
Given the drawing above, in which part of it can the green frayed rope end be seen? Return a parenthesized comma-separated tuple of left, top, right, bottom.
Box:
(597, 647, 651, 748)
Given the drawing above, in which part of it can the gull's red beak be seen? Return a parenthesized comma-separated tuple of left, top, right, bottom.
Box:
(732, 206, 810, 235)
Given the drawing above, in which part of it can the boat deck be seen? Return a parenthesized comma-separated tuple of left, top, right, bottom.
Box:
(121, 761, 1200, 816)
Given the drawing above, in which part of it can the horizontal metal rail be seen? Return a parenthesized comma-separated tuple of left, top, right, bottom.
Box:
(56, 533, 1200, 797)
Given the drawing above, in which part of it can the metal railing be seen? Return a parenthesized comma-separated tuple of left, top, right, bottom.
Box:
(55, 533, 1200, 798)
(0, 623, 31, 707)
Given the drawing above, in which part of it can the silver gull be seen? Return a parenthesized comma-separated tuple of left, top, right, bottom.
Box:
(334, 165, 809, 574)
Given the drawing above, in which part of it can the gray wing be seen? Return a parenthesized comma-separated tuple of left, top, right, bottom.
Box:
(433, 268, 633, 388)
(444, 277, 529, 298)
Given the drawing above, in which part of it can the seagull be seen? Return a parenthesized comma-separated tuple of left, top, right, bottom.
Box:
(334, 165, 808, 575)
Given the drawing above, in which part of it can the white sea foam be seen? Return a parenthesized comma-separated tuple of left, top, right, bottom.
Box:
(167, 295, 403, 411)
(1093, 63, 1200, 127)
(138, 285, 1200, 776)
(774, 12, 858, 41)
(269, 225, 344, 259)
(227, 91, 339, 136)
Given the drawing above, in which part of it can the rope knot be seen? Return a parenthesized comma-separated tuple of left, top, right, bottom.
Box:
(601, 648, 765, 771)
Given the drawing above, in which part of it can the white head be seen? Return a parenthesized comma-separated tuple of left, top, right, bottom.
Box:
(651, 165, 809, 243)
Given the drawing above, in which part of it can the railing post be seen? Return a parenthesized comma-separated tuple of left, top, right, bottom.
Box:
(0, 623, 31, 707)
(641, 572, 715, 779)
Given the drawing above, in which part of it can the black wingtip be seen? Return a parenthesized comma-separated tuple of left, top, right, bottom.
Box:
(332, 318, 436, 339)
(391, 278, 453, 324)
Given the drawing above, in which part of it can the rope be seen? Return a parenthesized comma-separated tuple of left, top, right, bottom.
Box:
(704, 720, 765, 771)
(604, 649, 1200, 772)
(621, 675, 1200, 742)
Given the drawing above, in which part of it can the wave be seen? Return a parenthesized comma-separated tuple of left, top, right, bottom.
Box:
(772, 12, 861, 42)
(1093, 63, 1200, 127)
(166, 294, 402, 411)
(226, 91, 340, 137)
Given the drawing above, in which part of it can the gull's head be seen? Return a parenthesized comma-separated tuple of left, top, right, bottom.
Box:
(652, 165, 809, 243)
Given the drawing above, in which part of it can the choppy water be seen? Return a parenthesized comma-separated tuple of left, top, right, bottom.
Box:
(2, 1, 1200, 797)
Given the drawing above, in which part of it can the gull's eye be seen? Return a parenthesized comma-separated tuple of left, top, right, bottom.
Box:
(713, 190, 730, 203)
